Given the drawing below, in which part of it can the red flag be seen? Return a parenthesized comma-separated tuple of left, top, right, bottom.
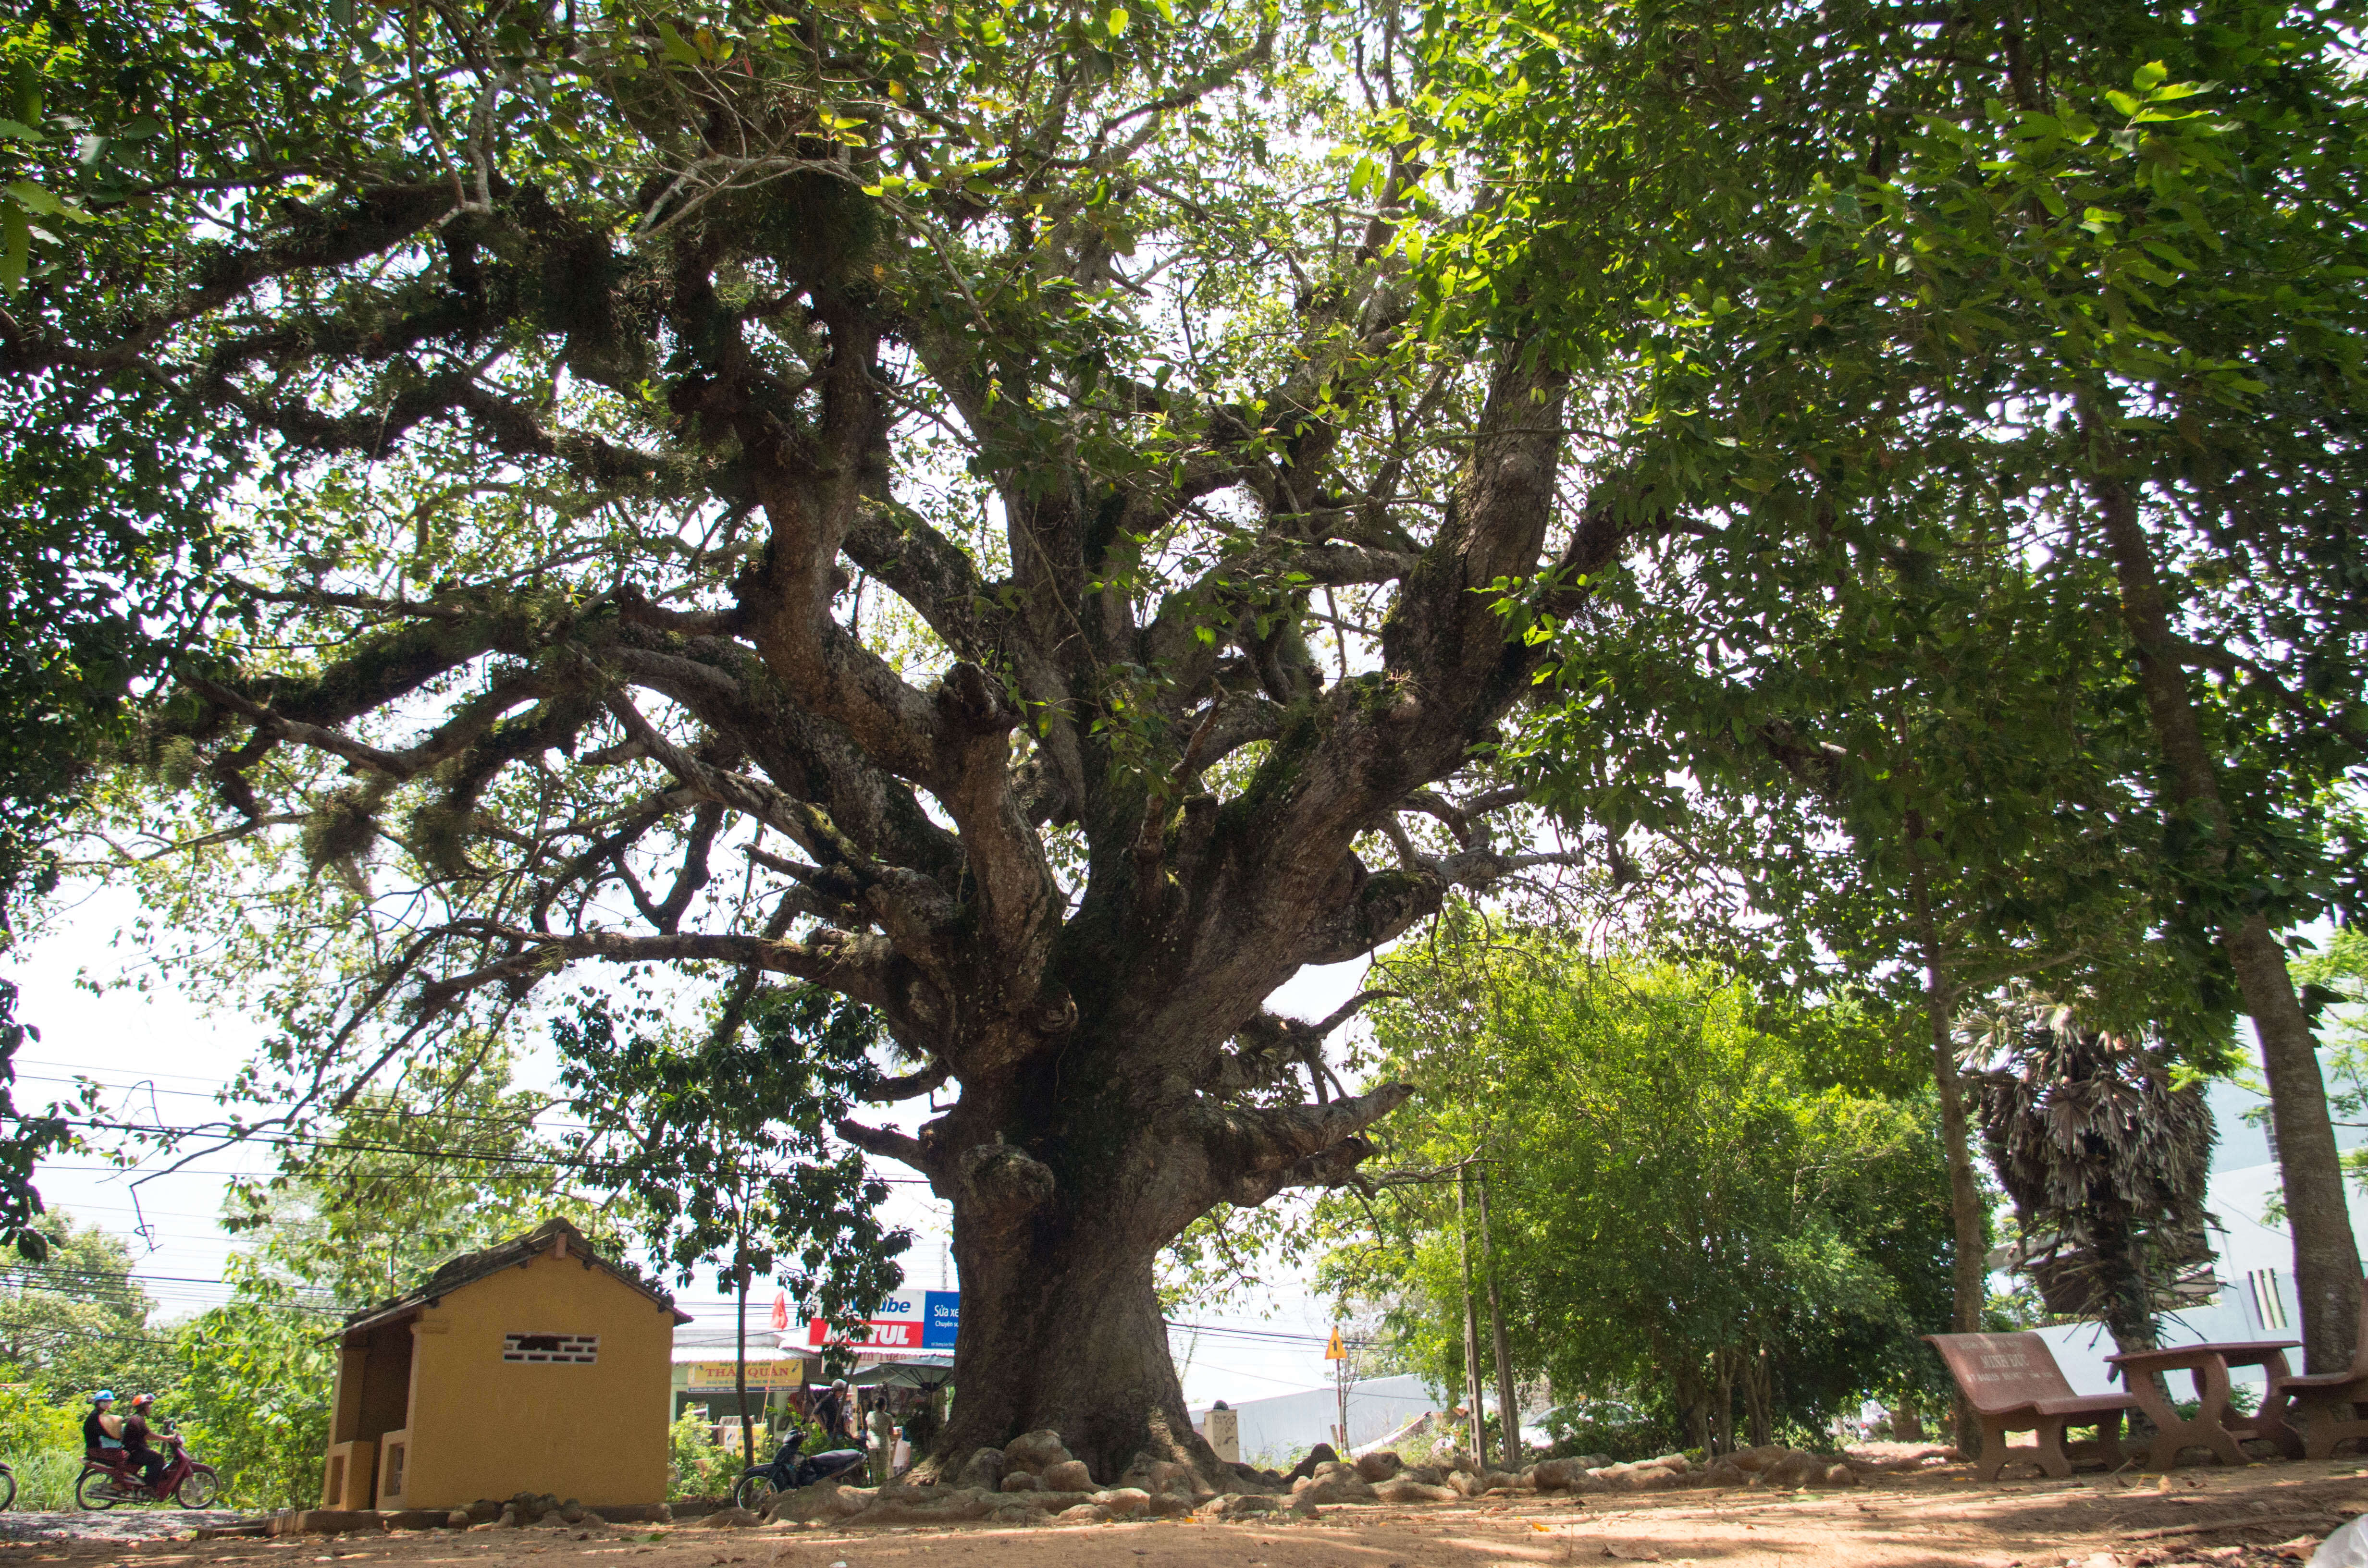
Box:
(769, 1290, 790, 1333)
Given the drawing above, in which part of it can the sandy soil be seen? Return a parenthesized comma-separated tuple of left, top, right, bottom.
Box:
(0, 1517, 243, 1546)
(6, 1457, 2367, 1568)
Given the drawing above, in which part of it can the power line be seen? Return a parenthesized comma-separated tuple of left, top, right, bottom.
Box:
(0, 1262, 334, 1296)
(13, 1114, 937, 1185)
(13, 1072, 597, 1134)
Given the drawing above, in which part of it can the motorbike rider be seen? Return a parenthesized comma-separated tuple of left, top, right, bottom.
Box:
(120, 1394, 167, 1490)
(81, 1391, 125, 1461)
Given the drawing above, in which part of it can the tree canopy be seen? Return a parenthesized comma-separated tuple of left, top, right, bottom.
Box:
(8, 0, 1642, 1475)
(4, 0, 2366, 1464)
(1318, 930, 1955, 1455)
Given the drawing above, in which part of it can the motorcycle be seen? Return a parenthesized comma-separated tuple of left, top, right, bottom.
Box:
(76, 1433, 220, 1509)
(731, 1444, 866, 1514)
(0, 1459, 14, 1510)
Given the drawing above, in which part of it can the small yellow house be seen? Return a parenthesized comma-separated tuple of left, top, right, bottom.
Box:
(321, 1218, 692, 1511)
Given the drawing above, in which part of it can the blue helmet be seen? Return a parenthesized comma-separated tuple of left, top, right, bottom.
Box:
(92, 1390, 114, 1403)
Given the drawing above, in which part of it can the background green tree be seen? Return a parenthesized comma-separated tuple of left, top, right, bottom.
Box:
(1319, 924, 1955, 1456)
(168, 1276, 336, 1509)
(557, 982, 910, 1465)
(1414, 0, 2368, 1371)
(0, 1211, 180, 1403)
(220, 1040, 626, 1309)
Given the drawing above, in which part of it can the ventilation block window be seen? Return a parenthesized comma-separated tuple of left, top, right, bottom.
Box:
(503, 1332, 600, 1363)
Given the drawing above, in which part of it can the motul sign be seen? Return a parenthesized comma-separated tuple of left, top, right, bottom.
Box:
(805, 1291, 958, 1353)
(808, 1317, 923, 1349)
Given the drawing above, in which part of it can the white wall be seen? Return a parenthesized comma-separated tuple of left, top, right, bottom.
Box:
(1190, 1373, 1444, 1468)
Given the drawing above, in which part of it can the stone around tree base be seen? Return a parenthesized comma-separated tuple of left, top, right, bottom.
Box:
(1197, 1494, 1286, 1520)
(847, 1490, 998, 1526)
(1283, 1446, 1339, 1484)
(1291, 1466, 1376, 1505)
(956, 1448, 1007, 1491)
(1003, 1430, 1072, 1474)
(1042, 1459, 1094, 1492)
(768, 1482, 872, 1524)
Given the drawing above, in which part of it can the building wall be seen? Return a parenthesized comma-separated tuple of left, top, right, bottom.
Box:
(1189, 1374, 1444, 1468)
(385, 1253, 678, 1508)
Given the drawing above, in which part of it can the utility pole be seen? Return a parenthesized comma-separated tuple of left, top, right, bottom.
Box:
(1333, 1345, 1353, 1452)
(1324, 1323, 1352, 1451)
(733, 1247, 755, 1470)
(1476, 1173, 1520, 1472)
(1455, 1164, 1487, 1467)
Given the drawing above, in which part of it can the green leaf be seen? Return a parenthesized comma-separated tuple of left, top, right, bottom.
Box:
(0, 204, 25, 294)
(5, 183, 68, 218)
(0, 119, 41, 146)
(1106, 6, 1129, 36)
(655, 21, 703, 68)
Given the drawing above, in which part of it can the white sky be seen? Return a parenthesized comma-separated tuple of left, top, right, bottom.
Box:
(3, 887, 1376, 1408)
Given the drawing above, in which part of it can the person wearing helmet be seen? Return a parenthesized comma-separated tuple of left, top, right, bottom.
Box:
(81, 1392, 124, 1461)
(120, 1394, 166, 1489)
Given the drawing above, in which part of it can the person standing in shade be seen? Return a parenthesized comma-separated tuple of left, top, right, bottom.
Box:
(808, 1379, 852, 1446)
(868, 1396, 897, 1482)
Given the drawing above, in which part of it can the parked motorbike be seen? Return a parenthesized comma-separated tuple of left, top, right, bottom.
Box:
(76, 1433, 220, 1509)
(731, 1445, 866, 1514)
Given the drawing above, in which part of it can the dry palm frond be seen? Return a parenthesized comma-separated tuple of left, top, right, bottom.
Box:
(1963, 992, 2216, 1351)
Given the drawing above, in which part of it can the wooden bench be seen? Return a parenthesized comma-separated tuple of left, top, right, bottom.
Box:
(2267, 1288, 2368, 1459)
(1925, 1332, 2139, 1482)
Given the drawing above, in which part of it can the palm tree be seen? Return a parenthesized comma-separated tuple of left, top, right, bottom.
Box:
(1964, 995, 2217, 1352)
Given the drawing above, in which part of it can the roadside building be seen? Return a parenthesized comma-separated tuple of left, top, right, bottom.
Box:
(321, 1218, 691, 1511)
(670, 1328, 815, 1440)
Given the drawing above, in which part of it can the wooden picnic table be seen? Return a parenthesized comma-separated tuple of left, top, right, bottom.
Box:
(2104, 1339, 2300, 1469)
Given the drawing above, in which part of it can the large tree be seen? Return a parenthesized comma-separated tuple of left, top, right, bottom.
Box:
(16, 0, 1613, 1478)
(1430, 0, 2368, 1369)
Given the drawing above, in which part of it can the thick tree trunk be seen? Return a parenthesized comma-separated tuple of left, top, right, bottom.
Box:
(935, 1206, 1204, 1483)
(875, 1034, 1414, 1485)
(2226, 909, 2362, 1368)
(2091, 471, 2363, 1374)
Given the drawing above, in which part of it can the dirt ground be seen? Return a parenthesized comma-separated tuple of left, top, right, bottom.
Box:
(6, 1455, 2368, 1568)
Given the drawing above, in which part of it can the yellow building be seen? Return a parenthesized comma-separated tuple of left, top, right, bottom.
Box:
(321, 1218, 691, 1511)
